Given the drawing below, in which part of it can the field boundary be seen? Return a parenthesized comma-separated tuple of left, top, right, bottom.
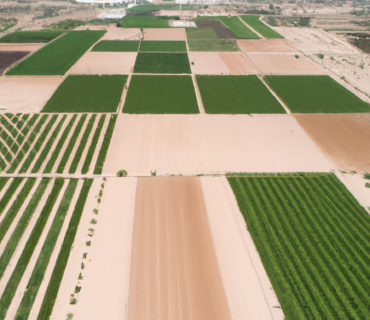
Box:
(238, 16, 265, 39)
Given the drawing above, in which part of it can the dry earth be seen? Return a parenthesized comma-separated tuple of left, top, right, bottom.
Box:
(0, 44, 44, 52)
(189, 52, 230, 74)
(74, 26, 141, 40)
(143, 28, 186, 40)
(218, 52, 258, 74)
(237, 39, 297, 53)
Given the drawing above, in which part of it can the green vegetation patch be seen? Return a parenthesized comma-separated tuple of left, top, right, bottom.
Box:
(264, 75, 370, 113)
(139, 41, 187, 52)
(133, 52, 191, 74)
(240, 15, 283, 39)
(124, 75, 199, 114)
(0, 30, 65, 43)
(187, 39, 238, 51)
(186, 27, 218, 40)
(121, 16, 171, 28)
(92, 40, 140, 52)
(228, 173, 370, 319)
(196, 75, 285, 114)
(7, 31, 105, 75)
(126, 4, 180, 11)
(42, 75, 128, 113)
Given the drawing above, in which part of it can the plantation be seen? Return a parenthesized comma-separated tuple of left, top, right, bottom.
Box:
(0, 30, 66, 43)
(264, 75, 370, 113)
(42, 75, 128, 113)
(240, 15, 283, 39)
(92, 40, 140, 52)
(133, 52, 191, 74)
(196, 75, 285, 114)
(121, 16, 171, 28)
(123, 75, 199, 114)
(139, 41, 187, 52)
(228, 173, 370, 320)
(6, 31, 106, 75)
(187, 39, 239, 51)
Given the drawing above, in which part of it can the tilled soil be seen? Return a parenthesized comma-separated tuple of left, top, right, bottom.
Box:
(195, 20, 238, 39)
(348, 38, 370, 53)
(0, 51, 30, 74)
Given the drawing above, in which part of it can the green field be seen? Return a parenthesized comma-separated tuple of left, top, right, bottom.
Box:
(240, 15, 283, 39)
(187, 39, 239, 51)
(7, 31, 105, 75)
(42, 75, 127, 113)
(121, 16, 171, 28)
(133, 52, 191, 74)
(192, 16, 259, 39)
(139, 41, 187, 52)
(0, 30, 65, 43)
(92, 40, 140, 52)
(228, 173, 370, 320)
(126, 4, 180, 11)
(123, 75, 199, 114)
(264, 75, 370, 113)
(186, 27, 218, 40)
(196, 75, 285, 114)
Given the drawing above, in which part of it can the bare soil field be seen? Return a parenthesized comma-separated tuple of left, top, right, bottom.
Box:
(218, 52, 258, 74)
(295, 114, 370, 172)
(237, 39, 297, 52)
(143, 28, 186, 40)
(0, 51, 30, 74)
(0, 76, 63, 113)
(189, 52, 230, 74)
(195, 20, 238, 39)
(70, 52, 137, 75)
(103, 28, 141, 40)
(128, 176, 232, 320)
(103, 114, 333, 176)
(249, 54, 325, 74)
(0, 44, 44, 52)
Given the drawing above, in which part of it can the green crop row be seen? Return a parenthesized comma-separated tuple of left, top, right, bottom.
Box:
(0, 157, 6, 170)
(0, 116, 18, 138)
(15, 179, 78, 320)
(37, 179, 93, 320)
(0, 30, 65, 43)
(81, 115, 106, 174)
(228, 174, 370, 319)
(56, 115, 87, 174)
(21, 114, 39, 136)
(0, 178, 23, 216)
(68, 115, 96, 174)
(0, 179, 64, 319)
(31, 115, 66, 173)
(93, 115, 117, 174)
(1, 130, 14, 148)
(43, 115, 77, 174)
(0, 178, 9, 192)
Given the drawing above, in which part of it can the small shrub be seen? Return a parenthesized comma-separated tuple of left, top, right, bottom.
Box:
(103, 177, 106, 181)
(70, 298, 77, 305)
(116, 170, 127, 177)
(81, 262, 85, 270)
(151, 170, 156, 176)
(295, 55, 299, 59)
(93, 208, 98, 215)
(78, 273, 83, 280)
(97, 198, 101, 204)
(98, 190, 103, 197)
(101, 183, 104, 189)
(364, 173, 370, 180)
(83, 253, 87, 259)
(365, 183, 370, 188)
(90, 219, 97, 225)
(316, 54, 324, 59)
(74, 286, 81, 293)
(86, 241, 91, 246)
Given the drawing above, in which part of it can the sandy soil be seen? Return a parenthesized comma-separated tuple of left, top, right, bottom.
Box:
(102, 28, 141, 40)
(201, 176, 284, 320)
(218, 52, 259, 74)
(128, 177, 232, 320)
(275, 27, 359, 54)
(295, 113, 370, 172)
(0, 77, 63, 113)
(249, 53, 326, 74)
(143, 28, 186, 40)
(70, 178, 137, 320)
(188, 52, 230, 74)
(237, 39, 297, 52)
(70, 52, 137, 75)
(103, 114, 333, 176)
(0, 44, 44, 52)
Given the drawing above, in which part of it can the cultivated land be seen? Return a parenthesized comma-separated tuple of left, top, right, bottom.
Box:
(196, 75, 286, 114)
(143, 28, 186, 40)
(101, 27, 141, 41)
(121, 16, 171, 28)
(218, 52, 258, 74)
(240, 16, 283, 39)
(187, 39, 239, 52)
(0, 51, 30, 75)
(194, 21, 238, 39)
(42, 75, 128, 113)
(189, 52, 230, 74)
(91, 40, 140, 52)
(237, 39, 297, 52)
(139, 40, 187, 52)
(265, 75, 370, 113)
(186, 27, 218, 40)
(0, 31, 65, 43)
(123, 75, 199, 114)
(0, 44, 44, 52)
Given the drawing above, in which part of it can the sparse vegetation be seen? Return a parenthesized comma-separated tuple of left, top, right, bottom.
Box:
(117, 170, 127, 177)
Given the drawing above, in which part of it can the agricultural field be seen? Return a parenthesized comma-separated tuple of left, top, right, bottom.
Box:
(187, 39, 239, 52)
(126, 4, 180, 11)
(139, 41, 187, 52)
(264, 75, 370, 113)
(91, 40, 140, 52)
(6, 31, 106, 76)
(228, 173, 370, 320)
(194, 21, 238, 39)
(0, 52, 30, 75)
(240, 16, 283, 39)
(42, 75, 128, 113)
(123, 75, 199, 114)
(186, 27, 218, 40)
(196, 75, 285, 114)
(0, 31, 65, 43)
(121, 16, 172, 28)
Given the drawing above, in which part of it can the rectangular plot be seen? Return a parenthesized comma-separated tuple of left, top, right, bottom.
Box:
(187, 39, 238, 52)
(240, 16, 283, 39)
(139, 40, 187, 52)
(186, 27, 218, 40)
(0, 30, 65, 43)
(188, 52, 230, 75)
(0, 51, 30, 74)
(143, 28, 186, 40)
(121, 16, 171, 28)
(91, 40, 140, 52)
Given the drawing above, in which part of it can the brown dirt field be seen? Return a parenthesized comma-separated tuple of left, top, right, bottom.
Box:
(189, 52, 230, 74)
(249, 54, 325, 74)
(0, 43, 44, 52)
(218, 52, 258, 74)
(143, 28, 186, 40)
(70, 52, 137, 75)
(237, 39, 298, 52)
(128, 177, 232, 320)
(103, 27, 141, 40)
(195, 20, 237, 39)
(295, 114, 370, 172)
(0, 51, 30, 74)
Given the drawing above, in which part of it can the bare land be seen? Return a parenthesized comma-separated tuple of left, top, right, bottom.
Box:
(0, 44, 44, 52)
(218, 52, 258, 74)
(143, 28, 186, 40)
(74, 26, 141, 41)
(0, 51, 30, 74)
(189, 52, 230, 74)
(237, 39, 297, 52)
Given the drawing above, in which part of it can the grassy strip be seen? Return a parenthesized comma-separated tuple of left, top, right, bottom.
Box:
(15, 179, 78, 320)
(37, 179, 93, 320)
(81, 115, 106, 174)
(0, 30, 65, 43)
(31, 115, 66, 173)
(0, 178, 50, 281)
(56, 115, 87, 174)
(0, 178, 36, 243)
(43, 115, 77, 174)
(0, 178, 23, 216)
(93, 115, 117, 174)
(240, 15, 283, 39)
(19, 115, 58, 173)
(68, 115, 96, 174)
(0, 179, 64, 319)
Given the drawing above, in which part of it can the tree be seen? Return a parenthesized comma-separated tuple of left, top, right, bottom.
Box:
(269, 3, 274, 10)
